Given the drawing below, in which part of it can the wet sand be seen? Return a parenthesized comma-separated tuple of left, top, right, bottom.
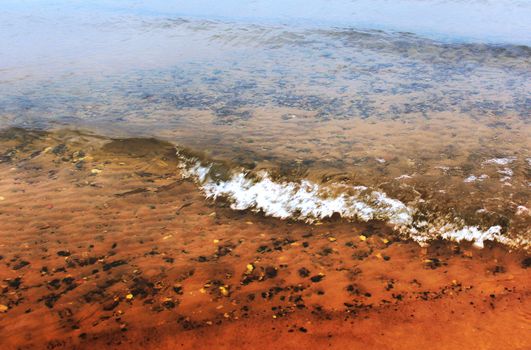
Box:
(0, 128, 529, 349)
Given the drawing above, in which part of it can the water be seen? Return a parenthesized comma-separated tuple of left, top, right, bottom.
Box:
(0, 0, 530, 248)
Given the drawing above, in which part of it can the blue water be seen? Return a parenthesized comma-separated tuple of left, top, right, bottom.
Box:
(3, 0, 531, 45)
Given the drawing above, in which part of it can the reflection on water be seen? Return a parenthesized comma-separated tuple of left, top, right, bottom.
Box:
(0, 1, 529, 247)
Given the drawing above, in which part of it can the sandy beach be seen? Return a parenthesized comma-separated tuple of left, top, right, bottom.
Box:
(1, 128, 529, 349)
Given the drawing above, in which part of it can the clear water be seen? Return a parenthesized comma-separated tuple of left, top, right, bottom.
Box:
(1, 0, 530, 247)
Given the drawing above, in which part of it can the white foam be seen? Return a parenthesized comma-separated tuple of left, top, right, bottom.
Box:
(464, 174, 488, 183)
(464, 175, 477, 183)
(483, 157, 516, 166)
(439, 225, 506, 249)
(516, 206, 529, 216)
(200, 171, 413, 226)
(395, 174, 413, 180)
(499, 167, 513, 183)
(176, 152, 528, 250)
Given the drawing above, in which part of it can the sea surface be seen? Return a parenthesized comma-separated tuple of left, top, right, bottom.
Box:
(1, 0, 530, 248)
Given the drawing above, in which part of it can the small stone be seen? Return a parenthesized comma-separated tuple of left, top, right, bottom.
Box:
(245, 263, 255, 274)
(310, 273, 325, 283)
(359, 235, 367, 241)
(12, 260, 30, 270)
(125, 293, 133, 301)
(0, 304, 8, 313)
(173, 284, 183, 295)
(162, 298, 176, 309)
(298, 267, 310, 278)
(219, 286, 230, 297)
(264, 266, 278, 279)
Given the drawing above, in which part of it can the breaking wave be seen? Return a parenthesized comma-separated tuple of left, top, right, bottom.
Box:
(177, 151, 529, 250)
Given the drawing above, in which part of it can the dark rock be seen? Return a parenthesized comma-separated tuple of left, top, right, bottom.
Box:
(298, 267, 310, 278)
(52, 144, 67, 155)
(521, 257, 531, 269)
(256, 245, 270, 253)
(43, 294, 60, 308)
(162, 300, 176, 309)
(62, 277, 75, 285)
(425, 258, 443, 269)
(7, 277, 22, 289)
(12, 260, 30, 270)
(48, 279, 61, 290)
(102, 260, 127, 271)
(310, 274, 324, 283)
(264, 266, 278, 279)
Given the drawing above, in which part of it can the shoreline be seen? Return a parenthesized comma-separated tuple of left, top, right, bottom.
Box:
(0, 127, 529, 349)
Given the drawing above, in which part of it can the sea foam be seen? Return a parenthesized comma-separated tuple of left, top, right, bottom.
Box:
(177, 151, 528, 250)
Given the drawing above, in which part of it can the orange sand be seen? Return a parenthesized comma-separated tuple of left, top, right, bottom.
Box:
(0, 128, 529, 349)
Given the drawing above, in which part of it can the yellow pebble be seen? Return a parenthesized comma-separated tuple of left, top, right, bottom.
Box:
(359, 235, 367, 241)
(125, 293, 133, 300)
(219, 286, 230, 297)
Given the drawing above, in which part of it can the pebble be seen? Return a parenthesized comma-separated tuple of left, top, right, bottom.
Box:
(310, 273, 325, 283)
(219, 286, 230, 297)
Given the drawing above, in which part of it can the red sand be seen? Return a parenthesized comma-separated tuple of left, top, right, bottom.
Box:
(0, 129, 529, 349)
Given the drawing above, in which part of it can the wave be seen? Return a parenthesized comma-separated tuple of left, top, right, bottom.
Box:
(176, 150, 529, 250)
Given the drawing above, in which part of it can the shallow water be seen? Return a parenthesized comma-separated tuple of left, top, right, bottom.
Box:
(0, 1, 530, 248)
